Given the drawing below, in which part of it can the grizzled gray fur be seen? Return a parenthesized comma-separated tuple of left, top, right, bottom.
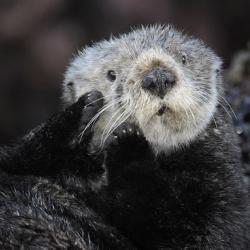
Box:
(0, 25, 250, 249)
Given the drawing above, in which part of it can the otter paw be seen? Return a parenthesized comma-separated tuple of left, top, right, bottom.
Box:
(67, 90, 104, 147)
(42, 90, 103, 145)
(105, 123, 149, 159)
(79, 90, 104, 126)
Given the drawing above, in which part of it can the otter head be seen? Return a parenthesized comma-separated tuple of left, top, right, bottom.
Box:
(63, 25, 222, 154)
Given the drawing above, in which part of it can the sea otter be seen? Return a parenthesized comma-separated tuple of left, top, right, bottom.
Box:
(0, 25, 249, 249)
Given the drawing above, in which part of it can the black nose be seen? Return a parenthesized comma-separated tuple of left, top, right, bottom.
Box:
(142, 68, 176, 99)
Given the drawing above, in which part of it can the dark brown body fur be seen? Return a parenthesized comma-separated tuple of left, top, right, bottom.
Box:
(0, 91, 249, 249)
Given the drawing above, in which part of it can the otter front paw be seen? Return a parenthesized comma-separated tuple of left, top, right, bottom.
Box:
(105, 123, 151, 161)
(42, 90, 104, 148)
(0, 91, 104, 176)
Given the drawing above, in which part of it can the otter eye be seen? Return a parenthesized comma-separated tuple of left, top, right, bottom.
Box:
(67, 82, 74, 87)
(107, 70, 116, 82)
(182, 55, 186, 64)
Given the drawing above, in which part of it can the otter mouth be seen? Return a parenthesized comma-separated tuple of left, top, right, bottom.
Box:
(157, 104, 168, 116)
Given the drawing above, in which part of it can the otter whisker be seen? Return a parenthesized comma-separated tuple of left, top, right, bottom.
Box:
(79, 97, 122, 142)
(103, 107, 133, 146)
(182, 103, 191, 122)
(100, 100, 128, 142)
(100, 107, 127, 147)
(110, 102, 133, 133)
(218, 95, 237, 120)
(101, 102, 133, 147)
(179, 96, 191, 122)
(100, 103, 130, 144)
(90, 105, 117, 136)
(109, 105, 133, 135)
(218, 101, 233, 120)
(183, 95, 197, 125)
(82, 94, 118, 132)
(89, 96, 123, 122)
(84, 93, 116, 108)
(81, 102, 114, 133)
(193, 90, 211, 104)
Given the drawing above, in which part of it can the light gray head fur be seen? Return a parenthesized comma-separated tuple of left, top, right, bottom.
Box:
(63, 25, 222, 154)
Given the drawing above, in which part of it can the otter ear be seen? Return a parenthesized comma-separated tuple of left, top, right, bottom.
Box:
(213, 56, 223, 76)
(67, 82, 74, 87)
(62, 81, 76, 108)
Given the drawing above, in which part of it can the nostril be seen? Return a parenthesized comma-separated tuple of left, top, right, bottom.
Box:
(164, 79, 176, 88)
(164, 74, 176, 86)
(149, 80, 157, 89)
(142, 76, 157, 90)
(142, 69, 176, 98)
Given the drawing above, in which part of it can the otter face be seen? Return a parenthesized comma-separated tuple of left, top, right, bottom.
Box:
(63, 25, 222, 153)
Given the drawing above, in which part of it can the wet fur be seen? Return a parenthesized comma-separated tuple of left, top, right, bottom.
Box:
(0, 92, 136, 250)
(96, 107, 250, 249)
(0, 25, 250, 249)
(0, 99, 249, 249)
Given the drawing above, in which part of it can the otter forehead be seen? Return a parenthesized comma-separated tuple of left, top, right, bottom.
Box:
(64, 25, 221, 90)
(63, 25, 222, 153)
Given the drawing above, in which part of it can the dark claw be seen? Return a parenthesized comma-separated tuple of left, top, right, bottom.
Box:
(84, 90, 103, 107)
(105, 122, 148, 154)
(104, 122, 153, 172)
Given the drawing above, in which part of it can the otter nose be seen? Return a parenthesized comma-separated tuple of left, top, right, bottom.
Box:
(142, 69, 176, 99)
